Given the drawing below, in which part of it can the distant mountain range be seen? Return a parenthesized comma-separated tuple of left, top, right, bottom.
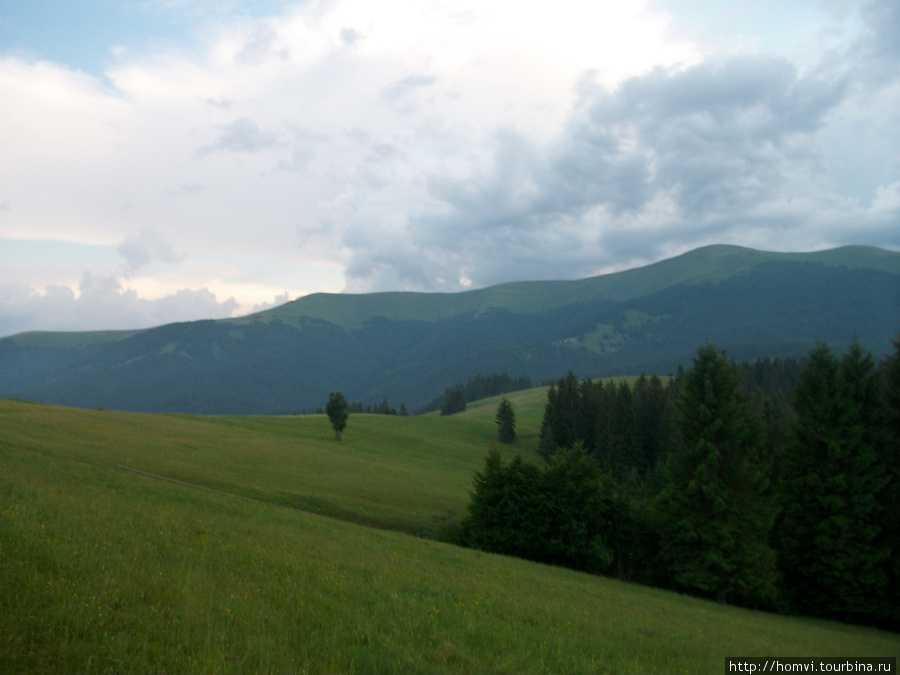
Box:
(2, 244, 898, 414)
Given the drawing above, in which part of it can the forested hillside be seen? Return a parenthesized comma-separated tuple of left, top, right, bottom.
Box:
(1, 245, 897, 414)
(457, 339, 900, 629)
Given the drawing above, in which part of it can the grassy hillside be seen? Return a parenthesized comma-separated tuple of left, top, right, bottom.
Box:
(0, 400, 499, 537)
(2, 397, 897, 673)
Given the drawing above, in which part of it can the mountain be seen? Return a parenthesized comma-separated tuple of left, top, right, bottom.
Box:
(2, 244, 898, 414)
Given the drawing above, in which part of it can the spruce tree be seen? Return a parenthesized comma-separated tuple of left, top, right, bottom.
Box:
(441, 387, 467, 415)
(495, 397, 517, 443)
(658, 344, 778, 605)
(633, 374, 675, 477)
(775, 342, 889, 622)
(538, 381, 560, 460)
(461, 445, 507, 551)
(878, 338, 900, 626)
(461, 446, 542, 557)
(461, 444, 614, 574)
(539, 446, 615, 574)
(538, 371, 582, 459)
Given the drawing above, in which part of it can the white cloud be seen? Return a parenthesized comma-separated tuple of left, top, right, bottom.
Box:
(0, 275, 239, 336)
(0, 0, 897, 336)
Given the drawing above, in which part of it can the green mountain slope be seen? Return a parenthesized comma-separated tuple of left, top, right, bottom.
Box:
(244, 244, 900, 327)
(1, 244, 898, 414)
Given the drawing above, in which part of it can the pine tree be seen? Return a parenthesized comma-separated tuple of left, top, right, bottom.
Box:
(460, 445, 508, 552)
(774, 342, 889, 622)
(461, 446, 542, 557)
(591, 379, 617, 473)
(538, 381, 560, 460)
(658, 344, 778, 605)
(612, 381, 638, 478)
(539, 446, 615, 574)
(633, 374, 675, 477)
(441, 387, 467, 415)
(461, 444, 614, 574)
(538, 371, 582, 459)
(878, 337, 900, 626)
(495, 397, 517, 443)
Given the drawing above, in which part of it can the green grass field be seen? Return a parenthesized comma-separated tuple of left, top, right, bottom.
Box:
(1, 393, 897, 673)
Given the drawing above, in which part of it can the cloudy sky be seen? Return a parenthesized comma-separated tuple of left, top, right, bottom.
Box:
(1, 0, 897, 336)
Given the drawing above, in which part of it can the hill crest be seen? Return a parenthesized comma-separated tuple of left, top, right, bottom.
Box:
(233, 244, 900, 329)
(2, 244, 897, 414)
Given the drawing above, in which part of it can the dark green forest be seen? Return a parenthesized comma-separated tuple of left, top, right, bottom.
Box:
(456, 339, 900, 630)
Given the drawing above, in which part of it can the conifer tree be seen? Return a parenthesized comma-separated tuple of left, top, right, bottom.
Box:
(775, 342, 889, 621)
(461, 444, 507, 551)
(462, 446, 542, 557)
(495, 397, 517, 443)
(658, 344, 778, 605)
(325, 391, 349, 440)
(538, 381, 560, 460)
(633, 374, 674, 477)
(538, 371, 582, 459)
(461, 444, 614, 573)
(441, 387, 467, 415)
(878, 338, 900, 626)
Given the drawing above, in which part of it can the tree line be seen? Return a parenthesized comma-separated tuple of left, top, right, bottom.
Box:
(348, 399, 408, 416)
(316, 398, 409, 416)
(420, 373, 534, 415)
(456, 339, 900, 629)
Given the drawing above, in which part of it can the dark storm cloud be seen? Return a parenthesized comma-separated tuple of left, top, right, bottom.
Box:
(608, 55, 846, 218)
(425, 117, 650, 237)
(851, 0, 900, 85)
(343, 50, 874, 292)
(344, 250, 434, 292)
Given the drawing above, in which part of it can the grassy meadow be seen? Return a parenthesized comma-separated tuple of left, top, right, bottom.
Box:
(1, 393, 897, 673)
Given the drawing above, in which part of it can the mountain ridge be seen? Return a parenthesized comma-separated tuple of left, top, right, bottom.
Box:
(229, 244, 900, 329)
(2, 244, 898, 414)
(6, 244, 896, 342)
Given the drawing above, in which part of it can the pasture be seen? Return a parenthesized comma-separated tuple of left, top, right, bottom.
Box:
(1, 396, 896, 673)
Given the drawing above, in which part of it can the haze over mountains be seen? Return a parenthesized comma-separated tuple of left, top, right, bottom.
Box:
(1, 244, 898, 414)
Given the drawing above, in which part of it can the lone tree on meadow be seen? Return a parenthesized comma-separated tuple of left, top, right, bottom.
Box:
(326, 391, 349, 440)
(495, 397, 516, 443)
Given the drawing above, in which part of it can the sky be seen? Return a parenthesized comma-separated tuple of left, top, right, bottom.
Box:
(0, 0, 898, 337)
